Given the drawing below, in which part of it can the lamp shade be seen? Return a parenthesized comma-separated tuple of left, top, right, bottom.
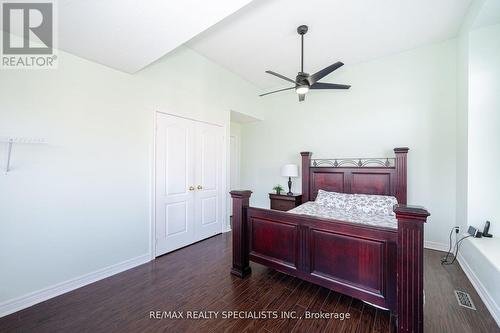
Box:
(281, 164, 298, 177)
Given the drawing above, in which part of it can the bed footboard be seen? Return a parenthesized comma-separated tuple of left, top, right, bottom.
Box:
(230, 191, 429, 333)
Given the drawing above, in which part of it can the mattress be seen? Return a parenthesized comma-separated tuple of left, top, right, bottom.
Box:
(288, 201, 397, 229)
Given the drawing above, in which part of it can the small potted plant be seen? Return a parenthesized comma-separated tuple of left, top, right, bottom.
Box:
(273, 184, 284, 195)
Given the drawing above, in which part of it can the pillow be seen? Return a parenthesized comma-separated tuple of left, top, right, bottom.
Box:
(350, 194, 398, 216)
(315, 190, 354, 210)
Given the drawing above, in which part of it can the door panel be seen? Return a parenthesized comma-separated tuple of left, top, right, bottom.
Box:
(155, 113, 195, 256)
(194, 122, 223, 240)
(201, 197, 217, 225)
(165, 202, 188, 236)
(166, 126, 188, 195)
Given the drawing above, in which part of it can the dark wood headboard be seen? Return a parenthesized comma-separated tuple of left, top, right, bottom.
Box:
(300, 147, 408, 204)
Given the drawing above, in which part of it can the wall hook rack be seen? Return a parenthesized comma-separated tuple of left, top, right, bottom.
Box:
(1, 137, 47, 175)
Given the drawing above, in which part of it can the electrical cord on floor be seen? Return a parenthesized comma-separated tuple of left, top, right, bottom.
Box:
(440, 227, 455, 264)
(449, 235, 471, 265)
(441, 229, 471, 265)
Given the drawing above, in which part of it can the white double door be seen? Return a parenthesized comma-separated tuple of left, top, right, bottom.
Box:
(155, 113, 224, 256)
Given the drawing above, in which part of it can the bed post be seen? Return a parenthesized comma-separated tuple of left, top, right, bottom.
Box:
(394, 204, 430, 333)
(301, 152, 312, 202)
(230, 190, 252, 278)
(394, 147, 409, 205)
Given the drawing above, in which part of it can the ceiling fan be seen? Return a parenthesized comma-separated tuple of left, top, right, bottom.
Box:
(260, 25, 350, 102)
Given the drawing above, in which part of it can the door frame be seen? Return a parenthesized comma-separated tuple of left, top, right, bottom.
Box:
(229, 134, 241, 190)
(229, 133, 241, 217)
(150, 110, 227, 259)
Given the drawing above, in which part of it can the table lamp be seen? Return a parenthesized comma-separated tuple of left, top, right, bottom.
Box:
(281, 164, 298, 195)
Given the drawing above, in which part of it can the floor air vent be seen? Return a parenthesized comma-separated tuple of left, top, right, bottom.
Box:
(454, 290, 476, 310)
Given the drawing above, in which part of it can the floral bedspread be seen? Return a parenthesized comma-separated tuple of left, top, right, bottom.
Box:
(288, 201, 397, 229)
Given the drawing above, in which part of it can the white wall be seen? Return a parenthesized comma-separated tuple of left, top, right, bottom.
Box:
(0, 44, 262, 306)
(457, 22, 500, 320)
(240, 39, 458, 247)
(455, 0, 485, 234)
(454, 1, 500, 324)
(468, 23, 500, 234)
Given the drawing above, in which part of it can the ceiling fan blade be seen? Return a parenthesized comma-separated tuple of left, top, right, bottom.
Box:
(310, 82, 351, 89)
(299, 94, 305, 102)
(259, 86, 295, 97)
(307, 62, 344, 85)
(265, 70, 298, 84)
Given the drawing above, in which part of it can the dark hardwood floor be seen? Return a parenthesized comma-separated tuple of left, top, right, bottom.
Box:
(0, 233, 498, 333)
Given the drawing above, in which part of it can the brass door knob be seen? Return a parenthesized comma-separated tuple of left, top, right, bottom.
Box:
(188, 186, 195, 191)
(197, 185, 203, 190)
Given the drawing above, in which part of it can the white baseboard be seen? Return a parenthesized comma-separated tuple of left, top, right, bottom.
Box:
(0, 254, 150, 318)
(424, 240, 449, 252)
(458, 253, 500, 326)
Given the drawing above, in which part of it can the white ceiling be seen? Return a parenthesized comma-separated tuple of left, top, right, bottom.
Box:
(57, 0, 253, 73)
(187, 0, 473, 89)
(473, 0, 500, 28)
(230, 110, 261, 123)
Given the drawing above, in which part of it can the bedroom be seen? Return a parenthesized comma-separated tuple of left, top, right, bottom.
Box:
(0, 0, 499, 332)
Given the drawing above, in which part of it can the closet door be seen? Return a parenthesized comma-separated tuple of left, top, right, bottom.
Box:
(194, 122, 224, 241)
(155, 113, 195, 256)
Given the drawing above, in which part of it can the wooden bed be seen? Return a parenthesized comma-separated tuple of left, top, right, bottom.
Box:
(230, 148, 430, 333)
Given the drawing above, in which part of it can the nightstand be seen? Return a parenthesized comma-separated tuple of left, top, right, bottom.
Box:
(269, 193, 302, 211)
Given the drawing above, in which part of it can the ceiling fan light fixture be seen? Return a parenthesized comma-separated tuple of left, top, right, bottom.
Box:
(295, 85, 309, 94)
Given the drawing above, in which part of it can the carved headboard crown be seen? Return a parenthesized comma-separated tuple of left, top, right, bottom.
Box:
(300, 148, 408, 204)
